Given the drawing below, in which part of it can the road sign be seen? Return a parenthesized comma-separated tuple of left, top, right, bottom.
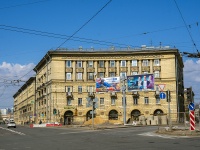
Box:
(188, 102, 195, 111)
(159, 92, 166, 99)
(190, 110, 195, 131)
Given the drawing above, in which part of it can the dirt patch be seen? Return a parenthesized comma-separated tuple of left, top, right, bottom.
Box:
(157, 127, 200, 136)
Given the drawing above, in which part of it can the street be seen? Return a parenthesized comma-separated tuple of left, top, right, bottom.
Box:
(0, 125, 200, 150)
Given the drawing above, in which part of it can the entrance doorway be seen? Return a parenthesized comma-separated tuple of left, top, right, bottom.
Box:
(131, 109, 141, 121)
(64, 110, 73, 125)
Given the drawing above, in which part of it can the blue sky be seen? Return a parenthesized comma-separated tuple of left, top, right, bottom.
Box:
(0, 0, 200, 108)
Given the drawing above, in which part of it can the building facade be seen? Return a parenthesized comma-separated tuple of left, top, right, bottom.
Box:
(13, 77, 36, 124)
(14, 47, 185, 125)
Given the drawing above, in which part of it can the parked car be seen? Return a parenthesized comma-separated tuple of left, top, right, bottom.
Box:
(7, 121, 16, 128)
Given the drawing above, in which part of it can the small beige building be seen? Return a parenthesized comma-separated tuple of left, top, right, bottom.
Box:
(14, 47, 185, 125)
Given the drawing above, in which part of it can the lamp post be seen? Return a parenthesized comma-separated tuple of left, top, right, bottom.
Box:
(121, 77, 126, 125)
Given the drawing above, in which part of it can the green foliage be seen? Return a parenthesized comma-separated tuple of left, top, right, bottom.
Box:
(0, 111, 3, 120)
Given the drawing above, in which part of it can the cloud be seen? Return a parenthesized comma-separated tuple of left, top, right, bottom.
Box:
(184, 59, 200, 82)
(184, 59, 200, 103)
(0, 62, 35, 108)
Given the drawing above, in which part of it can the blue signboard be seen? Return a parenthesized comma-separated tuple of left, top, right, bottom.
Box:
(188, 102, 195, 111)
(159, 92, 166, 99)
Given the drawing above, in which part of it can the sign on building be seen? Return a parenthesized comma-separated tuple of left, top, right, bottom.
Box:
(127, 74, 154, 91)
(96, 77, 120, 92)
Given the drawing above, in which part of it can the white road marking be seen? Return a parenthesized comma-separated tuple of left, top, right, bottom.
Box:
(138, 132, 189, 139)
(0, 126, 25, 135)
(60, 130, 100, 134)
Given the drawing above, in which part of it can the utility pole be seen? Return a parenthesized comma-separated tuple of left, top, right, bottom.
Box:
(122, 77, 126, 125)
(167, 90, 172, 131)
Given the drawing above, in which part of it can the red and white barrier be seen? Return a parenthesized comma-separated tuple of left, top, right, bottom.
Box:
(30, 123, 62, 128)
(190, 110, 195, 131)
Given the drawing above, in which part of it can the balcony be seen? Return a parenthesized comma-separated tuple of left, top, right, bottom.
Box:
(87, 67, 95, 72)
(110, 92, 117, 97)
(88, 92, 95, 98)
(130, 66, 139, 72)
(120, 67, 127, 72)
(98, 68, 105, 72)
(142, 66, 150, 72)
(76, 68, 84, 72)
(66, 92, 73, 97)
(108, 67, 116, 72)
(153, 66, 161, 71)
(132, 91, 139, 97)
(66, 67, 73, 72)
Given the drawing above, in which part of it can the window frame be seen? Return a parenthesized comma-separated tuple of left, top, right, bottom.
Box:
(66, 72, 72, 80)
(121, 60, 126, 67)
(110, 60, 115, 67)
(77, 61, 82, 68)
(66, 60, 71, 67)
(132, 60, 137, 66)
(144, 97, 149, 104)
(142, 60, 149, 66)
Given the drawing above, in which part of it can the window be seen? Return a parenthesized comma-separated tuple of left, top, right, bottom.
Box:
(78, 86, 82, 93)
(66, 60, 71, 67)
(111, 97, 116, 105)
(77, 73, 83, 80)
(143, 71, 148, 74)
(99, 60, 104, 68)
(99, 72, 104, 78)
(100, 98, 104, 105)
(144, 97, 149, 104)
(78, 98, 82, 106)
(88, 61, 93, 67)
(88, 73, 94, 80)
(133, 98, 138, 105)
(132, 72, 138, 75)
(154, 71, 160, 78)
(121, 60, 126, 67)
(120, 72, 126, 78)
(156, 97, 160, 104)
(65, 86, 72, 92)
(109, 72, 115, 77)
(154, 59, 160, 66)
(110, 60, 115, 67)
(67, 98, 72, 105)
(142, 60, 149, 66)
(77, 61, 82, 68)
(87, 86, 93, 92)
(66, 73, 71, 80)
(132, 60, 137, 66)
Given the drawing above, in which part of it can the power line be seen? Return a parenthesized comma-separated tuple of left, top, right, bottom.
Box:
(0, 25, 132, 47)
(56, 0, 113, 49)
(174, 0, 199, 54)
(0, 0, 51, 10)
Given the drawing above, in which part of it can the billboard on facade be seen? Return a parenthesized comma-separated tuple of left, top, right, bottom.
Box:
(127, 74, 154, 91)
(96, 77, 120, 92)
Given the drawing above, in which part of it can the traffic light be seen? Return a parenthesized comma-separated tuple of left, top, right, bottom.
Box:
(53, 109, 57, 115)
(187, 88, 191, 101)
(166, 90, 171, 102)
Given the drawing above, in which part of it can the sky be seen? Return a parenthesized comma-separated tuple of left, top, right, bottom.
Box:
(0, 0, 200, 109)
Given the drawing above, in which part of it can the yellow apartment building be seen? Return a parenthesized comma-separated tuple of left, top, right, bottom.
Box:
(14, 46, 185, 125)
(13, 77, 36, 125)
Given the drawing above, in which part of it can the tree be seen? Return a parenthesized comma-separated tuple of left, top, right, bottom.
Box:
(0, 111, 3, 120)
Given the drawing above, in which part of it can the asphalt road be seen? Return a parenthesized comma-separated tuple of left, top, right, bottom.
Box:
(0, 124, 200, 150)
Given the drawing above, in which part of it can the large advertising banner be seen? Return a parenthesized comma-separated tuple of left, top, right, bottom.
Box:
(127, 74, 154, 91)
(96, 77, 121, 92)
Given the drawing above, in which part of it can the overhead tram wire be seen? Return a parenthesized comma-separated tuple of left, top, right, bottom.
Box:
(56, 0, 113, 49)
(0, 25, 131, 47)
(0, 0, 51, 10)
(174, 0, 199, 54)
